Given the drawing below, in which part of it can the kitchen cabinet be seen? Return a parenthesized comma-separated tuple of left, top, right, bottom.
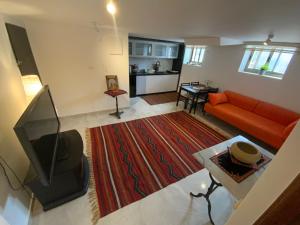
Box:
(129, 38, 179, 59)
(134, 41, 152, 57)
(136, 74, 179, 95)
(167, 45, 179, 58)
(152, 43, 178, 58)
(129, 41, 133, 56)
(154, 44, 167, 58)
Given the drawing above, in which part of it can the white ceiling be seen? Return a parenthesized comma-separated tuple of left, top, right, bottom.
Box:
(1, 0, 300, 43)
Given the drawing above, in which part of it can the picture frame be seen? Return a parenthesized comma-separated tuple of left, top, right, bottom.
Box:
(106, 75, 119, 91)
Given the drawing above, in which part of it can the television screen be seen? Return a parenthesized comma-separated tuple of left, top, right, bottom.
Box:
(14, 85, 60, 186)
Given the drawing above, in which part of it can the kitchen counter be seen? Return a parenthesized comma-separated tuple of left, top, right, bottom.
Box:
(130, 71, 179, 76)
(135, 73, 179, 95)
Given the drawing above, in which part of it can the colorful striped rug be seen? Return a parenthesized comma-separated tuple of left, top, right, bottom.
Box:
(86, 111, 226, 223)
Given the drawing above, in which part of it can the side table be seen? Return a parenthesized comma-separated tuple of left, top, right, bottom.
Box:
(191, 135, 273, 225)
(104, 89, 127, 119)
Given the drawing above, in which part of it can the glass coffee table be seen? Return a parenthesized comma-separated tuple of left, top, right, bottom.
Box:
(191, 135, 274, 225)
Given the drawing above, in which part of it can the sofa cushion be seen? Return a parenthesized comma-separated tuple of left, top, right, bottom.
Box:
(224, 91, 259, 112)
(253, 102, 300, 126)
(205, 103, 285, 148)
(209, 93, 228, 106)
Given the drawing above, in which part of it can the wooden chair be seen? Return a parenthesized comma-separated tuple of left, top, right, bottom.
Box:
(191, 81, 200, 86)
(176, 82, 191, 109)
(194, 88, 219, 114)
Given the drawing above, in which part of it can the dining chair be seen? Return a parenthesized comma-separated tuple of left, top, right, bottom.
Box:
(194, 88, 219, 114)
(191, 81, 200, 86)
(176, 82, 191, 108)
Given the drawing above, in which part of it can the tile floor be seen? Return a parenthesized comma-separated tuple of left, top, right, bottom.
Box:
(30, 97, 271, 225)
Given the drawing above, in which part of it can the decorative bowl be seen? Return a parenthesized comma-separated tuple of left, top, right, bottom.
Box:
(229, 141, 261, 165)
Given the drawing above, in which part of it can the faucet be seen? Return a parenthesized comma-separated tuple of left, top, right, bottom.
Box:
(153, 60, 161, 72)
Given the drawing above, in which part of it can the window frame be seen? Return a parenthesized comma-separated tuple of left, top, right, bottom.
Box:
(183, 45, 206, 66)
(240, 45, 296, 79)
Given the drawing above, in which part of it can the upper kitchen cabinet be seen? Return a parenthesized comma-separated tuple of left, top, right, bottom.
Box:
(153, 44, 178, 58)
(167, 45, 179, 58)
(129, 41, 133, 56)
(129, 37, 179, 59)
(135, 41, 152, 57)
(154, 44, 167, 58)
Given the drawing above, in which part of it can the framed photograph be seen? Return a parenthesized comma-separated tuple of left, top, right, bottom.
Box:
(106, 75, 119, 91)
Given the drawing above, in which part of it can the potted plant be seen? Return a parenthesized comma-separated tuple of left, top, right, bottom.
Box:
(260, 63, 269, 75)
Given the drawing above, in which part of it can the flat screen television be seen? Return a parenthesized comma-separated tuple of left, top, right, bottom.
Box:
(14, 85, 60, 186)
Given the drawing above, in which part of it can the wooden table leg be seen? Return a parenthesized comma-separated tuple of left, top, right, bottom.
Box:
(194, 95, 199, 114)
(176, 88, 182, 106)
(189, 94, 196, 113)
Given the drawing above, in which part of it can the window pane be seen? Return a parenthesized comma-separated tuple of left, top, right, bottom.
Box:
(268, 52, 280, 71)
(239, 49, 251, 72)
(240, 45, 295, 79)
(254, 51, 270, 70)
(194, 48, 201, 62)
(183, 47, 192, 64)
(184, 46, 206, 65)
(248, 51, 260, 69)
(199, 48, 205, 63)
(273, 53, 293, 74)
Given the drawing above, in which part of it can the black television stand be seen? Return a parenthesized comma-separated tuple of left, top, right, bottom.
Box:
(24, 130, 89, 210)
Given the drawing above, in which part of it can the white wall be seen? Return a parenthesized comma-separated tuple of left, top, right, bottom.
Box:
(184, 37, 220, 46)
(180, 45, 300, 112)
(25, 20, 130, 117)
(0, 14, 31, 225)
(226, 121, 300, 224)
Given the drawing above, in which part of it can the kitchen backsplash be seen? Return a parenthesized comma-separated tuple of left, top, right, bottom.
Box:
(129, 58, 173, 72)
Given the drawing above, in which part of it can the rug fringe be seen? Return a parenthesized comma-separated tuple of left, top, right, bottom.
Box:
(85, 128, 101, 225)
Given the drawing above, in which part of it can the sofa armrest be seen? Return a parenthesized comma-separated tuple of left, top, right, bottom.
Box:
(283, 120, 299, 139)
(208, 93, 228, 106)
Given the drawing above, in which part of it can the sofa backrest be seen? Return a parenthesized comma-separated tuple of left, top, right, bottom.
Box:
(224, 90, 300, 126)
(224, 91, 259, 111)
(254, 102, 299, 126)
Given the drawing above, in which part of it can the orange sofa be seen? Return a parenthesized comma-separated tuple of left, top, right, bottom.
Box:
(204, 91, 299, 149)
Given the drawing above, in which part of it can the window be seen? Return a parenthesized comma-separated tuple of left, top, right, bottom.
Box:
(183, 45, 206, 66)
(239, 45, 296, 79)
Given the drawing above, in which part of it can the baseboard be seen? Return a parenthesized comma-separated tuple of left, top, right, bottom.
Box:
(136, 90, 177, 97)
(59, 105, 131, 121)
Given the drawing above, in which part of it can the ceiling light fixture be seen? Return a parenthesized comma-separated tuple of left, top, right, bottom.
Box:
(263, 33, 274, 46)
(106, 0, 117, 15)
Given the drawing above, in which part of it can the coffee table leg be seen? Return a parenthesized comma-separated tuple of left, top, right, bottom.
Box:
(190, 172, 222, 225)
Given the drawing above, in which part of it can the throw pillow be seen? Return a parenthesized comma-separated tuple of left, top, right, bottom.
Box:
(209, 93, 228, 106)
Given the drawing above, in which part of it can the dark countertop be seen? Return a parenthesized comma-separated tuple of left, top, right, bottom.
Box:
(130, 71, 179, 76)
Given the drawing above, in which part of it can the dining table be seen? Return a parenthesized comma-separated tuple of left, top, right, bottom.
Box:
(176, 84, 218, 113)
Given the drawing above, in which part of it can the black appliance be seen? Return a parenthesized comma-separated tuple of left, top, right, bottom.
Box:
(172, 43, 185, 89)
(129, 75, 137, 97)
(14, 85, 89, 210)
